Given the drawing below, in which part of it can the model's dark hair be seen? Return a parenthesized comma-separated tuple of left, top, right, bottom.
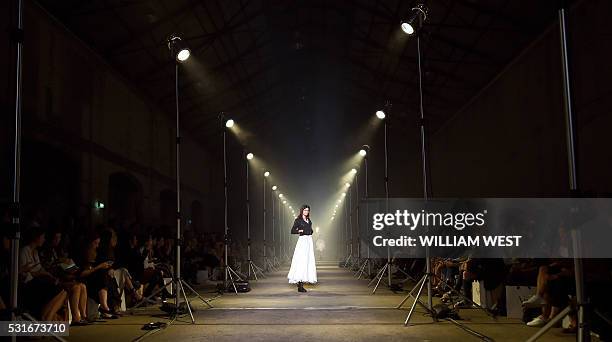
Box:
(297, 204, 310, 219)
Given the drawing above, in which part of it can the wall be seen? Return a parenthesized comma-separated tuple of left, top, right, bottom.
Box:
(428, 0, 612, 197)
(1, 1, 215, 232)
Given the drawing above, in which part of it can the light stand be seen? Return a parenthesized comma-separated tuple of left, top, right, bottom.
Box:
(262, 173, 273, 272)
(282, 202, 290, 262)
(356, 146, 373, 279)
(353, 170, 360, 269)
(222, 115, 243, 294)
(368, 106, 394, 294)
(396, 7, 493, 338)
(273, 194, 281, 267)
(8, 2, 67, 342)
(279, 199, 284, 263)
(343, 185, 355, 267)
(245, 153, 265, 280)
(527, 2, 590, 341)
(270, 191, 279, 270)
(396, 7, 436, 322)
(168, 36, 213, 322)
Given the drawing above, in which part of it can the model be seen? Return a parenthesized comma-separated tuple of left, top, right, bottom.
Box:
(287, 204, 317, 292)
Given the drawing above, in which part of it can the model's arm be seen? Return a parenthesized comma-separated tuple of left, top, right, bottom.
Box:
(291, 219, 302, 234)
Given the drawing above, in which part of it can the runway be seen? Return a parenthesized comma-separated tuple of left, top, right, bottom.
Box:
(63, 261, 575, 342)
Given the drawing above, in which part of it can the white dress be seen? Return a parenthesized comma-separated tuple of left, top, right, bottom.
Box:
(287, 232, 317, 284)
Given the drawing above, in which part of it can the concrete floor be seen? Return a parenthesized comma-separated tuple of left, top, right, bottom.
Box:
(60, 261, 577, 342)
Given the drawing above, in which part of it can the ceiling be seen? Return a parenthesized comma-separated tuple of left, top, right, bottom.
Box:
(36, 0, 564, 204)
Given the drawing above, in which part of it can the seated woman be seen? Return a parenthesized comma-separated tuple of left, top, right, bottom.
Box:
(75, 232, 117, 319)
(138, 235, 170, 300)
(98, 228, 142, 308)
(40, 229, 89, 325)
(19, 228, 68, 321)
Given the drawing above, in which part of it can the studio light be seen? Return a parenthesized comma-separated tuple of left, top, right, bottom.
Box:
(401, 22, 415, 35)
(279, 193, 284, 198)
(345, 182, 350, 188)
(342, 192, 346, 197)
(350, 168, 357, 174)
(264, 171, 270, 177)
(246, 152, 254, 160)
(225, 119, 235, 128)
(375, 110, 386, 120)
(283, 200, 287, 204)
(167, 35, 191, 62)
(400, 3, 428, 36)
(272, 185, 277, 191)
(359, 149, 367, 157)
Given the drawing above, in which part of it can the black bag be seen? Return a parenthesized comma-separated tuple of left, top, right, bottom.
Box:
(227, 281, 250, 293)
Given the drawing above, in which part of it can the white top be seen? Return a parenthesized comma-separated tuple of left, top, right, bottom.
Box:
(19, 245, 44, 283)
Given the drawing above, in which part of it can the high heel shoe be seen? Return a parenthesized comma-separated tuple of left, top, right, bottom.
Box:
(297, 282, 307, 293)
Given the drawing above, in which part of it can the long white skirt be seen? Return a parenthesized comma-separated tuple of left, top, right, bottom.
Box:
(287, 235, 317, 284)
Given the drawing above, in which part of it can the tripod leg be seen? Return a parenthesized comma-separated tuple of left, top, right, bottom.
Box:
(228, 266, 244, 281)
(177, 280, 195, 323)
(371, 263, 389, 294)
(368, 263, 386, 287)
(249, 262, 258, 281)
(404, 274, 428, 326)
(181, 280, 214, 308)
(129, 279, 170, 312)
(226, 267, 238, 294)
(253, 262, 266, 278)
(355, 259, 367, 278)
(396, 266, 417, 283)
(397, 274, 426, 308)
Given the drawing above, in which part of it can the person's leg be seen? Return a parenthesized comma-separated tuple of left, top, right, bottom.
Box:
(537, 266, 548, 296)
(69, 284, 82, 321)
(523, 266, 548, 305)
(78, 283, 88, 320)
(98, 289, 110, 311)
(41, 290, 67, 321)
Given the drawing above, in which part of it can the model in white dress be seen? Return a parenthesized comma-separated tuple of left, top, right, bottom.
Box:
(287, 205, 317, 292)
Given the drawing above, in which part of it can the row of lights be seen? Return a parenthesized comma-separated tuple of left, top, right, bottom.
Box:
(262, 169, 295, 216)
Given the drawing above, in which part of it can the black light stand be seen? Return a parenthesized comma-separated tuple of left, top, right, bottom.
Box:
(368, 104, 394, 294)
(270, 190, 279, 270)
(245, 153, 265, 280)
(261, 172, 272, 273)
(8, 1, 68, 341)
(168, 36, 213, 323)
(527, 2, 590, 341)
(222, 115, 243, 294)
(355, 146, 373, 279)
(343, 184, 355, 267)
(395, 6, 436, 323)
(282, 200, 290, 263)
(273, 193, 281, 267)
(396, 7, 493, 339)
(353, 169, 360, 270)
